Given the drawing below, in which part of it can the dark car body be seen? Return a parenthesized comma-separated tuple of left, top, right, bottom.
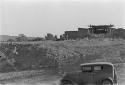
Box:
(60, 62, 117, 85)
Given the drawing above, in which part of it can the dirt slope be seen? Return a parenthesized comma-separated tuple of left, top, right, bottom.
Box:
(0, 39, 125, 72)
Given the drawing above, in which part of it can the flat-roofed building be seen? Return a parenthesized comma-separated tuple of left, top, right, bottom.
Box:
(78, 28, 89, 38)
(64, 31, 79, 40)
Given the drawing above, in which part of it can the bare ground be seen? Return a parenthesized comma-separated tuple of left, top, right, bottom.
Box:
(0, 63, 124, 85)
(1, 39, 125, 85)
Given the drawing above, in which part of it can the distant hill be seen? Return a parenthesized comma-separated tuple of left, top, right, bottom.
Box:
(0, 35, 18, 41)
(0, 35, 38, 41)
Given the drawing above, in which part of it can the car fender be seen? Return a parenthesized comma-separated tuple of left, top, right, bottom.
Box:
(60, 78, 78, 85)
(102, 77, 113, 83)
(107, 77, 113, 83)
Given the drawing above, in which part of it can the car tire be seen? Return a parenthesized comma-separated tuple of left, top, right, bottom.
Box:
(101, 80, 113, 85)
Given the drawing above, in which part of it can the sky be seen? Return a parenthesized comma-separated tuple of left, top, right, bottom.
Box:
(0, 0, 125, 37)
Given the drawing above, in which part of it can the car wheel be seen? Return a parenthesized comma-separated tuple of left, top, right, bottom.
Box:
(101, 80, 113, 85)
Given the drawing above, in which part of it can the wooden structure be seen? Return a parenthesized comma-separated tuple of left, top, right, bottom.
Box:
(88, 25, 115, 38)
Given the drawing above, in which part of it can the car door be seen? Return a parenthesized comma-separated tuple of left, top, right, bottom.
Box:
(92, 65, 104, 84)
(80, 65, 93, 84)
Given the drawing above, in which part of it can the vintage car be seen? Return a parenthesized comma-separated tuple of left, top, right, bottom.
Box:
(60, 62, 117, 85)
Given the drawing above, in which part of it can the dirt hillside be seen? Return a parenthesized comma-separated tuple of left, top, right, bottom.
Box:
(0, 39, 125, 72)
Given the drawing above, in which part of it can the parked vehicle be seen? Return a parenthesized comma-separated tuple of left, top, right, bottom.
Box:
(60, 62, 117, 85)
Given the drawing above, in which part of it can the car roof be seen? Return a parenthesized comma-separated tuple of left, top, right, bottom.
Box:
(80, 62, 114, 67)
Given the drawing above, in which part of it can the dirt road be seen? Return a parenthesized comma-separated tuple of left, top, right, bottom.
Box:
(0, 74, 61, 85)
(0, 63, 125, 85)
(1, 72, 125, 85)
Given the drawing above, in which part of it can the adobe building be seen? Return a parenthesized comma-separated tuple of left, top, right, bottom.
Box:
(64, 31, 79, 40)
(63, 25, 115, 40)
(78, 28, 89, 38)
(64, 28, 89, 40)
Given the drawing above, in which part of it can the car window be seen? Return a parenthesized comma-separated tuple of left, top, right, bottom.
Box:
(94, 66, 103, 71)
(82, 66, 92, 72)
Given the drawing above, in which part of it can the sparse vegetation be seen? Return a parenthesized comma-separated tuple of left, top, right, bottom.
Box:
(0, 39, 125, 73)
(0, 39, 125, 84)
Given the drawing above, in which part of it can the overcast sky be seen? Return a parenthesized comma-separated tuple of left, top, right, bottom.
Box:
(1, 0, 125, 37)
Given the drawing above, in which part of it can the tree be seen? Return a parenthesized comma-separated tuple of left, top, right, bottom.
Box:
(54, 35, 58, 41)
(7, 39, 15, 42)
(16, 34, 28, 41)
(45, 33, 55, 40)
(30, 37, 44, 41)
(60, 34, 65, 40)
